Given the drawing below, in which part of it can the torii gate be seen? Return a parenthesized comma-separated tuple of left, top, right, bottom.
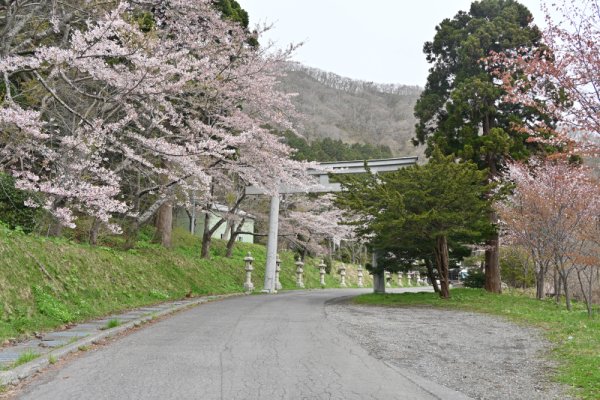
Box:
(245, 156, 418, 293)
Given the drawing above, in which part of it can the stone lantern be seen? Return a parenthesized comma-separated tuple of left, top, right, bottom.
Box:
(318, 259, 327, 288)
(243, 252, 254, 293)
(357, 265, 364, 288)
(275, 254, 282, 291)
(295, 259, 305, 288)
(339, 264, 347, 287)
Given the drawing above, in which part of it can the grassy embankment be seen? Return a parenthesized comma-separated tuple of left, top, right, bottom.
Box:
(355, 289, 600, 400)
(0, 226, 368, 342)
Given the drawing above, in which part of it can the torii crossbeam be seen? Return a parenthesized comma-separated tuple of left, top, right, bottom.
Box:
(246, 156, 418, 293)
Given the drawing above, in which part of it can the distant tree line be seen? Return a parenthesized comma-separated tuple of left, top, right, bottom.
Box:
(282, 132, 393, 162)
(285, 62, 422, 97)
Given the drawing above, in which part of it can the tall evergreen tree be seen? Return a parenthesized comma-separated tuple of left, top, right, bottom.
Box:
(413, 0, 554, 292)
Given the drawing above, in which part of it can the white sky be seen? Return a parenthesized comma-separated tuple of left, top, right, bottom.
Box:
(238, 0, 546, 86)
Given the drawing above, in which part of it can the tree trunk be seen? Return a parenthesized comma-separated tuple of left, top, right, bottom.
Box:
(484, 135, 502, 293)
(373, 271, 385, 293)
(201, 212, 212, 258)
(535, 265, 545, 300)
(153, 200, 173, 248)
(47, 198, 67, 237)
(189, 192, 197, 235)
(484, 230, 502, 293)
(561, 272, 572, 311)
(424, 257, 440, 293)
(124, 220, 139, 250)
(554, 268, 562, 303)
(47, 219, 63, 237)
(187, 208, 196, 235)
(89, 217, 101, 246)
(434, 235, 450, 299)
(576, 267, 593, 317)
(225, 238, 235, 258)
(201, 214, 229, 258)
(225, 224, 237, 258)
(299, 249, 306, 262)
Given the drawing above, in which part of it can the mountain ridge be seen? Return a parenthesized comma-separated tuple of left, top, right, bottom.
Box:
(278, 62, 425, 157)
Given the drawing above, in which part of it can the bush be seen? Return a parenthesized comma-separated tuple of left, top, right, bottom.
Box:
(0, 173, 39, 232)
(500, 246, 535, 288)
(463, 269, 485, 288)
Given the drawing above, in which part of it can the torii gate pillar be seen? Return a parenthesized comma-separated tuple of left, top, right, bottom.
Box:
(262, 194, 280, 293)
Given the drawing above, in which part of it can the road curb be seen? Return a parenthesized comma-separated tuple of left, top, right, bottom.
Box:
(0, 293, 244, 386)
(382, 361, 473, 400)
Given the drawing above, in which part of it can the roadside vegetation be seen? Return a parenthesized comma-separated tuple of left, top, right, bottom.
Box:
(0, 225, 365, 343)
(7, 350, 39, 370)
(355, 289, 600, 399)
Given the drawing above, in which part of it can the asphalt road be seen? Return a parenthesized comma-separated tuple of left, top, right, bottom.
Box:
(17, 289, 469, 400)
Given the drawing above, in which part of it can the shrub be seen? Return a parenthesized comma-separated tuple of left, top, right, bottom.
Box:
(0, 173, 39, 232)
(500, 247, 535, 288)
(463, 269, 485, 288)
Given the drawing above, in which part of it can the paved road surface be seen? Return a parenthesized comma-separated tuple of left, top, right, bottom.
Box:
(17, 289, 469, 400)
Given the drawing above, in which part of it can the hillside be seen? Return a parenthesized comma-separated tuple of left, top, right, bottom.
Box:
(279, 63, 425, 157)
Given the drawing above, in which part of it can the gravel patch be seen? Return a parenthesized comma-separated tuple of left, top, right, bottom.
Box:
(326, 302, 571, 400)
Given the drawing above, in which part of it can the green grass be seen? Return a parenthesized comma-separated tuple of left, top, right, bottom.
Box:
(0, 226, 367, 343)
(105, 319, 121, 329)
(11, 349, 39, 368)
(48, 354, 57, 365)
(354, 288, 600, 399)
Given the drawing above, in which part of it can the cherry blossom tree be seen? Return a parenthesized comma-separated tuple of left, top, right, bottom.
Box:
(489, 0, 600, 312)
(498, 160, 600, 309)
(234, 193, 351, 259)
(489, 0, 600, 149)
(0, 1, 315, 244)
(572, 221, 600, 316)
(279, 194, 354, 258)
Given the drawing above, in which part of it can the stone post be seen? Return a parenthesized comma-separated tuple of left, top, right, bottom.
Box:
(385, 270, 391, 287)
(339, 264, 347, 287)
(415, 272, 422, 286)
(295, 259, 305, 288)
(263, 194, 280, 293)
(318, 259, 327, 288)
(243, 252, 254, 293)
(275, 254, 282, 291)
(397, 271, 403, 287)
(357, 265, 364, 288)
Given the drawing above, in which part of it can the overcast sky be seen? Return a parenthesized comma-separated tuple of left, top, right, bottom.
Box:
(238, 0, 546, 86)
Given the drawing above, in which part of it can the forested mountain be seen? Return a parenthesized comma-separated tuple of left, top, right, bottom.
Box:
(278, 63, 424, 157)
(281, 131, 393, 162)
